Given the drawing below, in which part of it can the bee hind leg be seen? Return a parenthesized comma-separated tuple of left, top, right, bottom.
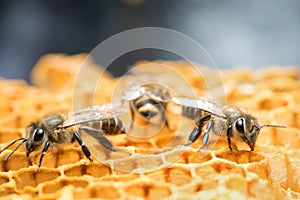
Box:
(73, 132, 93, 162)
(198, 120, 213, 151)
(185, 115, 211, 146)
(185, 126, 201, 146)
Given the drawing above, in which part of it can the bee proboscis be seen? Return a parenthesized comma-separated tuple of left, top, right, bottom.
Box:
(0, 103, 127, 171)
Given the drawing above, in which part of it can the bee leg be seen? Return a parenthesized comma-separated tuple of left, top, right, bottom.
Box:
(73, 132, 93, 162)
(37, 140, 51, 172)
(198, 120, 213, 151)
(185, 126, 201, 146)
(79, 127, 117, 152)
(226, 125, 233, 151)
(185, 115, 211, 146)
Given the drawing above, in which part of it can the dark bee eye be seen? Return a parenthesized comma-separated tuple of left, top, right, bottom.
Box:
(235, 118, 245, 134)
(33, 128, 44, 142)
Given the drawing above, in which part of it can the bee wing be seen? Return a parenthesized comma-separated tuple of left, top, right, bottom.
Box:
(78, 127, 131, 162)
(61, 103, 128, 128)
(172, 97, 226, 118)
(146, 84, 172, 103)
(122, 82, 144, 101)
(122, 82, 172, 103)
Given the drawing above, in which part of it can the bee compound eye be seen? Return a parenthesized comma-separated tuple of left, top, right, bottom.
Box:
(33, 128, 45, 142)
(235, 118, 245, 134)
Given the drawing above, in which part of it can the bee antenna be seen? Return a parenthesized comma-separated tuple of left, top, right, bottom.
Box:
(253, 124, 261, 130)
(259, 124, 287, 129)
(1, 138, 28, 161)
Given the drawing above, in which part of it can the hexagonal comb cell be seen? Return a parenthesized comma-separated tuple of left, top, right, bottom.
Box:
(0, 174, 9, 185)
(0, 57, 299, 199)
(214, 151, 265, 164)
(41, 178, 89, 195)
(1, 153, 31, 172)
(64, 162, 111, 178)
(123, 182, 172, 199)
(13, 168, 61, 191)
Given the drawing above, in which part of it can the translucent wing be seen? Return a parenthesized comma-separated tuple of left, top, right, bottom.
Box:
(146, 83, 173, 103)
(122, 81, 145, 101)
(172, 97, 226, 118)
(61, 103, 128, 128)
(122, 83, 172, 103)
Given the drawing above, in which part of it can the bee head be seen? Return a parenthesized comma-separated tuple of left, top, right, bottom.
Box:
(234, 114, 286, 151)
(25, 123, 46, 156)
(234, 115, 260, 151)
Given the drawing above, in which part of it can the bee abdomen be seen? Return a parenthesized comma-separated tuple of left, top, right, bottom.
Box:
(99, 117, 126, 135)
(132, 96, 164, 119)
(181, 106, 204, 120)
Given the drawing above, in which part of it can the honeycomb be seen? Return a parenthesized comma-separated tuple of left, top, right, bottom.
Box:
(0, 54, 299, 199)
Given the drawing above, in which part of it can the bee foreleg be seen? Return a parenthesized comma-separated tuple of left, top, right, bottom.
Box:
(198, 120, 213, 151)
(78, 127, 117, 152)
(226, 125, 233, 151)
(37, 140, 51, 172)
(185, 115, 211, 146)
(73, 132, 93, 162)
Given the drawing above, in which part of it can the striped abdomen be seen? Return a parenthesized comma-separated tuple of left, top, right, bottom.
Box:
(181, 106, 210, 122)
(131, 95, 166, 119)
(87, 117, 126, 135)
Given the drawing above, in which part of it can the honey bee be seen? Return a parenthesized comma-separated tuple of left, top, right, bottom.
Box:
(0, 103, 127, 171)
(123, 82, 285, 151)
(122, 83, 173, 130)
(171, 97, 286, 151)
(122, 83, 225, 130)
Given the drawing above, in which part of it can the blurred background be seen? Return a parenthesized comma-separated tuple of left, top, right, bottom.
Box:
(0, 0, 299, 81)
